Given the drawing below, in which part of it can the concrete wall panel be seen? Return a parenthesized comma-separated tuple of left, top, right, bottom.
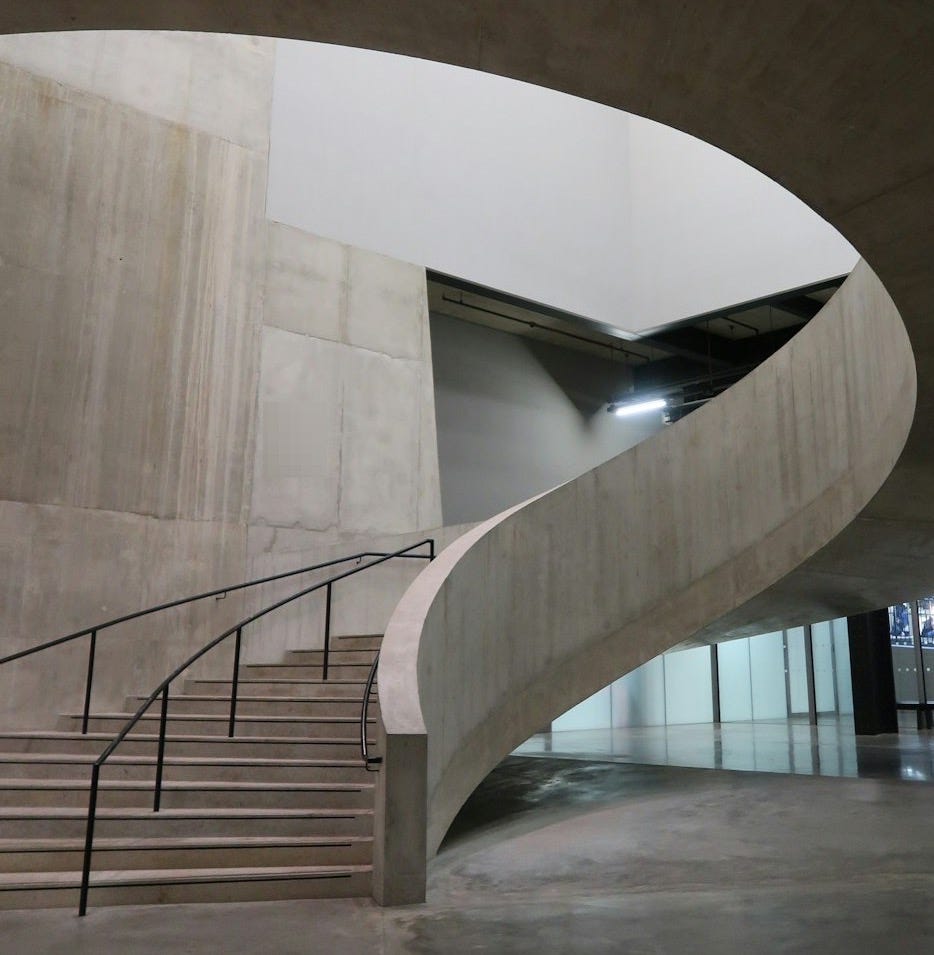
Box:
(263, 223, 345, 342)
(345, 247, 426, 361)
(250, 327, 343, 531)
(0, 31, 274, 151)
(0, 499, 248, 730)
(338, 349, 423, 535)
(252, 222, 441, 539)
(0, 59, 265, 523)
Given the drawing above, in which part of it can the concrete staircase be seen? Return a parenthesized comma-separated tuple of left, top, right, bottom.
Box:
(0, 634, 381, 910)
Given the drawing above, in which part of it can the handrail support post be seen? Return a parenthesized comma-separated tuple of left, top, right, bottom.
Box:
(323, 582, 333, 681)
(81, 630, 97, 735)
(153, 686, 169, 812)
(228, 627, 242, 738)
(78, 763, 100, 916)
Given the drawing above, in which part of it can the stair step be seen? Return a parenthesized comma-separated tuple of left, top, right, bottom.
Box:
(0, 732, 372, 759)
(0, 753, 371, 783)
(241, 664, 373, 680)
(283, 649, 378, 665)
(0, 778, 374, 810)
(0, 807, 373, 839)
(0, 835, 373, 871)
(0, 636, 385, 911)
(61, 713, 375, 738)
(334, 635, 383, 651)
(0, 864, 372, 909)
(184, 679, 368, 698)
(125, 695, 378, 718)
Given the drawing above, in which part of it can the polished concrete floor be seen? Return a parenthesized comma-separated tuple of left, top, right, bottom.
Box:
(515, 713, 934, 782)
(3, 721, 934, 953)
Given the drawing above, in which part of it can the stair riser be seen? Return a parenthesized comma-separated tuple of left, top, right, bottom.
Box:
(0, 813, 373, 840)
(62, 717, 375, 739)
(0, 869, 372, 910)
(126, 697, 378, 718)
(0, 736, 370, 759)
(241, 665, 373, 680)
(184, 680, 367, 698)
(331, 637, 383, 656)
(0, 787, 373, 810)
(0, 841, 373, 872)
(0, 761, 371, 783)
(283, 650, 377, 665)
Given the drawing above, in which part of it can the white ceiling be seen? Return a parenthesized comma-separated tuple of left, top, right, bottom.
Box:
(267, 41, 858, 337)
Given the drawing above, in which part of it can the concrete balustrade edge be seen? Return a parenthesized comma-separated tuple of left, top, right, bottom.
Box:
(375, 261, 915, 902)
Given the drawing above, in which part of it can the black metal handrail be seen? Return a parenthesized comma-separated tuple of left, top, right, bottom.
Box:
(0, 548, 429, 735)
(76, 538, 434, 916)
(360, 650, 382, 769)
(358, 540, 436, 769)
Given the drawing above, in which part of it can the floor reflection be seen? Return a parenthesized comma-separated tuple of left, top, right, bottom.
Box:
(514, 713, 934, 783)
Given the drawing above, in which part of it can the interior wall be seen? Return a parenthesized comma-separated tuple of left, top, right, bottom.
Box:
(244, 223, 443, 653)
(0, 32, 442, 728)
(430, 313, 663, 524)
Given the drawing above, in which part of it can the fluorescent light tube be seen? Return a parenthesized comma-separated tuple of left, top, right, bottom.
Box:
(613, 398, 667, 417)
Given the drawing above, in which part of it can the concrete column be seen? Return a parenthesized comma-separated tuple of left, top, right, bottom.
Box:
(846, 609, 898, 735)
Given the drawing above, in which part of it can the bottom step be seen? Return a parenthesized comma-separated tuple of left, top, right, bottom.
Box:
(0, 864, 372, 909)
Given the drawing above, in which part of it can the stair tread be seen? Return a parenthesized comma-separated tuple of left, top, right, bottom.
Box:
(245, 662, 372, 667)
(0, 807, 372, 819)
(188, 680, 369, 687)
(0, 864, 371, 890)
(0, 753, 365, 768)
(68, 712, 374, 724)
(0, 778, 372, 792)
(282, 648, 377, 654)
(0, 731, 369, 744)
(129, 695, 375, 704)
(0, 835, 371, 851)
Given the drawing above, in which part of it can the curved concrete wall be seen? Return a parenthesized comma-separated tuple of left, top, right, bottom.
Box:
(374, 261, 914, 900)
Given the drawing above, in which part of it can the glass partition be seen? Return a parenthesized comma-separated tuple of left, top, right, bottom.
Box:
(786, 626, 809, 715)
(717, 639, 753, 721)
(749, 631, 788, 720)
(810, 621, 837, 714)
(549, 618, 853, 732)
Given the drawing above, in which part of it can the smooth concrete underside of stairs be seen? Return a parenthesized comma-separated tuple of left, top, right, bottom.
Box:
(0, 635, 381, 911)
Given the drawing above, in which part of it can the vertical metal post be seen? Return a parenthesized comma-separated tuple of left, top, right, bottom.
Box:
(228, 627, 242, 738)
(153, 687, 169, 812)
(429, 539, 435, 561)
(804, 623, 818, 725)
(323, 583, 332, 681)
(909, 600, 931, 729)
(81, 630, 97, 735)
(709, 644, 721, 723)
(78, 763, 100, 916)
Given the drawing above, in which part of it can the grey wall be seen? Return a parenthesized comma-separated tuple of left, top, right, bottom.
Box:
(0, 32, 441, 729)
(430, 314, 664, 525)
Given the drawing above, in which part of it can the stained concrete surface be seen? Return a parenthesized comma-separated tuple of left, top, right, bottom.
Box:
(3, 754, 934, 953)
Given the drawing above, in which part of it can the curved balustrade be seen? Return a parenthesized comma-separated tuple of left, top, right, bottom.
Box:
(374, 262, 914, 901)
